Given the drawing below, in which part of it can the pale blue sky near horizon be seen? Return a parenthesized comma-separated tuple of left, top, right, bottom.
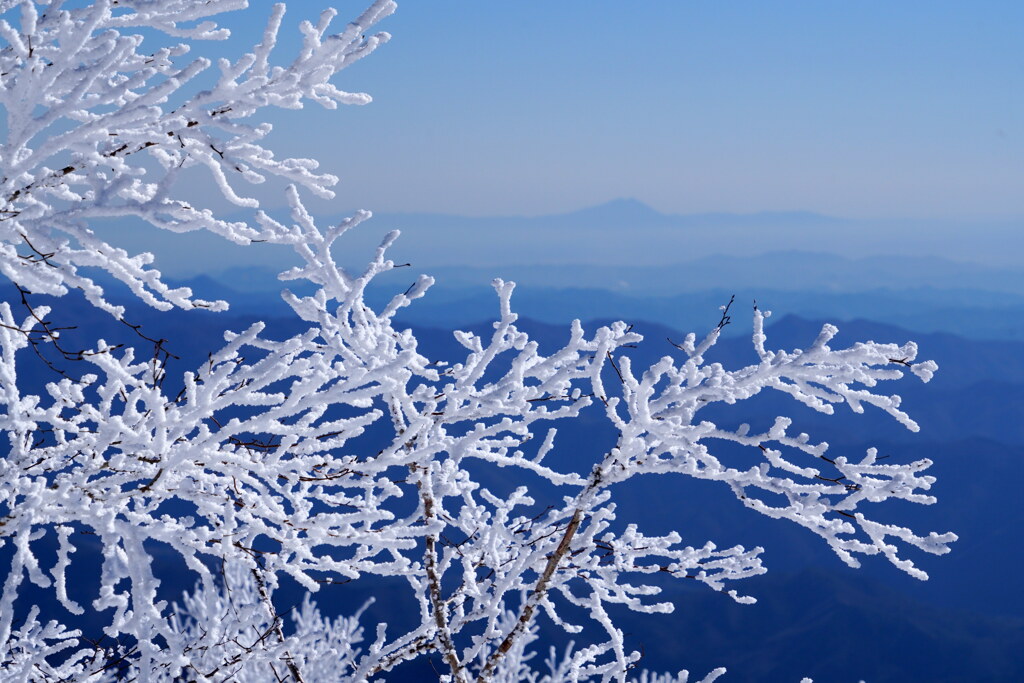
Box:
(215, 0, 1024, 222)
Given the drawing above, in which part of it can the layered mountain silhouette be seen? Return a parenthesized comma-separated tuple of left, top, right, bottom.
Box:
(86, 199, 1023, 278)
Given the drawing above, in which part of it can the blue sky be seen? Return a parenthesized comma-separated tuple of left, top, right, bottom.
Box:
(232, 1, 1024, 220)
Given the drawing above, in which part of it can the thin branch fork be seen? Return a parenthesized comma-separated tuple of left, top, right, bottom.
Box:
(250, 567, 306, 683)
(420, 483, 468, 682)
(476, 508, 584, 682)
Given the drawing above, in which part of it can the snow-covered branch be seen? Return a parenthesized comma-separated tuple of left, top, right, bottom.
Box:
(0, 0, 394, 316)
(0, 2, 954, 681)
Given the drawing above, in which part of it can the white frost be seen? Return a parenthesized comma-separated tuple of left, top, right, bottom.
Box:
(0, 1, 954, 681)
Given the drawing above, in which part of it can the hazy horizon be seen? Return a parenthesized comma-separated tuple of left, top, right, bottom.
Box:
(92, 196, 1023, 280)
(135, 1, 1023, 284)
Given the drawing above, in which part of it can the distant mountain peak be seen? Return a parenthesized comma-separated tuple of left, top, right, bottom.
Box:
(556, 200, 844, 228)
(565, 198, 665, 221)
(597, 197, 660, 212)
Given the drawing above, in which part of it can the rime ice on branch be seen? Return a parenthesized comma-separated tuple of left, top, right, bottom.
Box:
(0, 1, 954, 681)
(0, 0, 392, 317)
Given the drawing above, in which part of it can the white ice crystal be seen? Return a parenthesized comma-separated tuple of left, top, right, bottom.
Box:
(0, 2, 954, 681)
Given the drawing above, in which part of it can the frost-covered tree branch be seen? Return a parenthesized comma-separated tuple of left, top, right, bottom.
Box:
(0, 2, 955, 681)
(0, 0, 393, 317)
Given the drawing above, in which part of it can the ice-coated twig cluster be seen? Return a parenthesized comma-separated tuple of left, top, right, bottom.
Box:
(0, 0, 394, 317)
(0, 2, 954, 681)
